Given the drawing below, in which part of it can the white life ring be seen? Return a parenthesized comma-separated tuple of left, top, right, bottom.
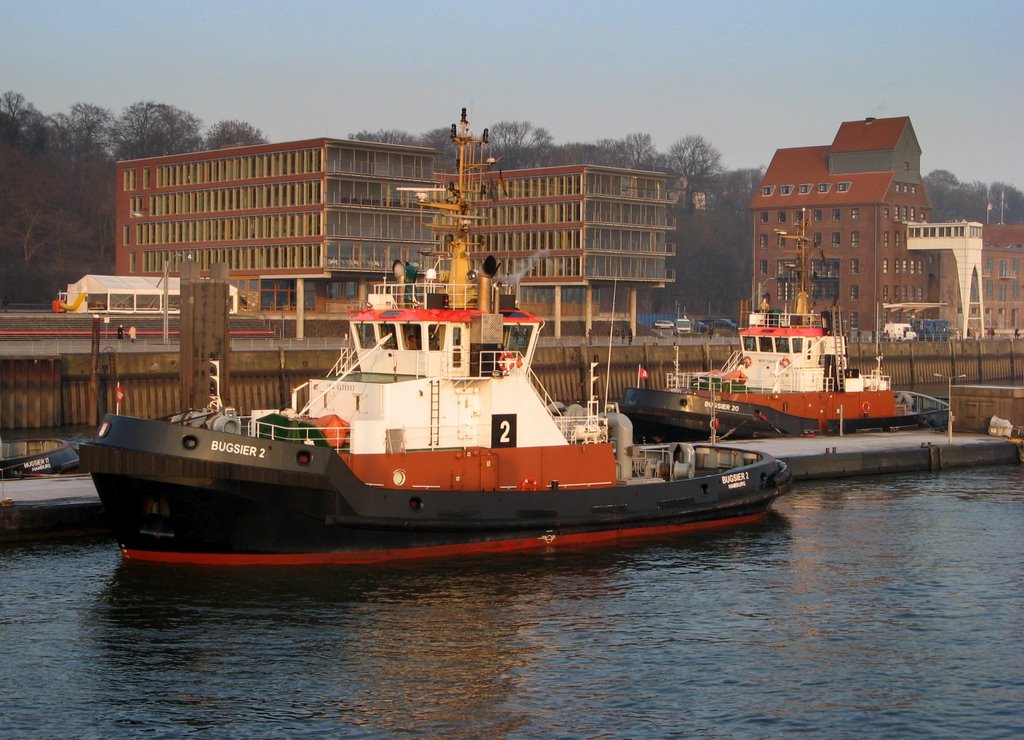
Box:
(779, 356, 791, 369)
(741, 355, 753, 368)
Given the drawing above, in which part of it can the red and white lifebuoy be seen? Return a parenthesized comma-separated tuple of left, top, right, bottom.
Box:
(779, 356, 791, 369)
(741, 355, 753, 368)
(500, 352, 518, 372)
(519, 477, 538, 491)
(861, 401, 871, 414)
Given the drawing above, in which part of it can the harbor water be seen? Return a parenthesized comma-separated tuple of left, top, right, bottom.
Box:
(2, 466, 1023, 737)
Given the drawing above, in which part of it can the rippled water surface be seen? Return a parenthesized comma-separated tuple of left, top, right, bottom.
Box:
(2, 467, 1023, 738)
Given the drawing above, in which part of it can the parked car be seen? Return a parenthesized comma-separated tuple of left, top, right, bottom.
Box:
(699, 318, 738, 334)
(882, 322, 917, 341)
(675, 317, 693, 334)
(652, 319, 674, 330)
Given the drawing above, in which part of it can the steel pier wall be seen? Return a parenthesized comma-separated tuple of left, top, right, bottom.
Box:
(0, 341, 1021, 429)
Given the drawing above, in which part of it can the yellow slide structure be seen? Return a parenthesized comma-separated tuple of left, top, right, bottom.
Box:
(53, 293, 87, 312)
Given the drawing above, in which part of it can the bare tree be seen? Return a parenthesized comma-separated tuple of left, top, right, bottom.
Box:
(49, 103, 114, 159)
(487, 120, 553, 169)
(205, 120, 267, 150)
(111, 101, 203, 160)
(349, 128, 419, 145)
(621, 132, 659, 170)
(0, 91, 48, 151)
(667, 135, 724, 210)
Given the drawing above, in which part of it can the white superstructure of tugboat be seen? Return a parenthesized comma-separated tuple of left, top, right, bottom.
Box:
(82, 109, 789, 565)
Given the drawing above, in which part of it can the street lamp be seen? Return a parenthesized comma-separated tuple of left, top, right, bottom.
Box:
(935, 373, 966, 444)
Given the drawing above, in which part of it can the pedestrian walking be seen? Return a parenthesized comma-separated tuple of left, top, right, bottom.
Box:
(128, 325, 137, 343)
(117, 324, 124, 343)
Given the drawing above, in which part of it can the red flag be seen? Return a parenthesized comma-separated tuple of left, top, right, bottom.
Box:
(116, 383, 125, 403)
(638, 365, 649, 380)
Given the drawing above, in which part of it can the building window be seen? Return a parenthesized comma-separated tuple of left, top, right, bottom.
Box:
(778, 211, 787, 223)
(837, 182, 851, 192)
(883, 285, 889, 301)
(813, 232, 822, 247)
(882, 258, 888, 274)
(850, 311, 859, 330)
(850, 284, 859, 300)
(884, 232, 890, 247)
(851, 258, 860, 274)
(760, 211, 769, 223)
(850, 231, 860, 248)
(818, 183, 830, 193)
(799, 184, 811, 194)
(760, 234, 768, 249)
(780, 185, 793, 195)
(832, 232, 841, 247)
(813, 209, 822, 222)
(884, 207, 890, 219)
(850, 207, 860, 220)
(832, 208, 841, 221)
(895, 231, 901, 247)
(762, 186, 774, 196)
(759, 259, 768, 275)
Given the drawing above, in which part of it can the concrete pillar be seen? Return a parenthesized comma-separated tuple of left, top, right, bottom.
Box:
(357, 278, 368, 303)
(629, 287, 637, 338)
(584, 284, 593, 337)
(553, 285, 562, 338)
(295, 278, 304, 340)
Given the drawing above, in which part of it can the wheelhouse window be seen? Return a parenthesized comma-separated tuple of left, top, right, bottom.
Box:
(791, 337, 803, 353)
(743, 336, 757, 352)
(758, 336, 773, 352)
(427, 323, 445, 351)
(381, 323, 399, 349)
(403, 323, 422, 350)
(504, 324, 534, 354)
(775, 337, 790, 353)
(354, 322, 375, 349)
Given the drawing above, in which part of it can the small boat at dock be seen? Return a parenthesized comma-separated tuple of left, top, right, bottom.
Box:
(621, 209, 948, 440)
(1, 437, 79, 479)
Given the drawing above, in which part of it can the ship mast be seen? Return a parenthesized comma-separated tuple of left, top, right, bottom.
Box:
(775, 208, 812, 315)
(414, 108, 495, 308)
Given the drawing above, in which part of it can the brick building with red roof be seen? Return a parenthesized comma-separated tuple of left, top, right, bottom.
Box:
(751, 116, 933, 336)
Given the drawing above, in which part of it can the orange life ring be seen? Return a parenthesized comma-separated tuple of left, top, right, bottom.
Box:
(500, 352, 517, 372)
(861, 401, 871, 414)
(741, 355, 752, 367)
(780, 357, 791, 368)
(519, 477, 537, 491)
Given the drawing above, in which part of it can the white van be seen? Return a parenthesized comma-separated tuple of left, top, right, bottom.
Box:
(883, 322, 917, 341)
(675, 317, 693, 334)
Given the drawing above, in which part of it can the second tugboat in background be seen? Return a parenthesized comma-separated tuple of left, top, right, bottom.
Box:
(81, 109, 790, 565)
(622, 209, 948, 440)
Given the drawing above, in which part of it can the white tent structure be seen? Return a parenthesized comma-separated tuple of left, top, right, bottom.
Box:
(55, 275, 238, 314)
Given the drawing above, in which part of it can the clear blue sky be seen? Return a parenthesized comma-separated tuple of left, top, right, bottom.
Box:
(4, 0, 1021, 186)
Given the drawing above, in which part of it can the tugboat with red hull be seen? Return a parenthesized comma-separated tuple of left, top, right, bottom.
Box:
(621, 209, 948, 440)
(82, 110, 789, 565)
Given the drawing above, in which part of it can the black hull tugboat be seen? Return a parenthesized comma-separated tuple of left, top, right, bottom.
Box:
(82, 110, 790, 565)
(1, 437, 79, 479)
(622, 209, 948, 440)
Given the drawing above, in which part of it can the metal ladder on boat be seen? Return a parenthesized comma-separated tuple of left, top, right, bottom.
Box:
(429, 379, 440, 447)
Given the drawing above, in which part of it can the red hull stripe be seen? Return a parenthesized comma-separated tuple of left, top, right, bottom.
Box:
(121, 512, 767, 566)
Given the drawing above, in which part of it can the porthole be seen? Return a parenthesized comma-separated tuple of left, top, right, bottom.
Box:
(296, 450, 312, 465)
(182, 435, 199, 450)
(409, 497, 423, 511)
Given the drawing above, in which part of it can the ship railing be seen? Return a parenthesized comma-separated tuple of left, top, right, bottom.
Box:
(747, 311, 822, 329)
(367, 280, 516, 310)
